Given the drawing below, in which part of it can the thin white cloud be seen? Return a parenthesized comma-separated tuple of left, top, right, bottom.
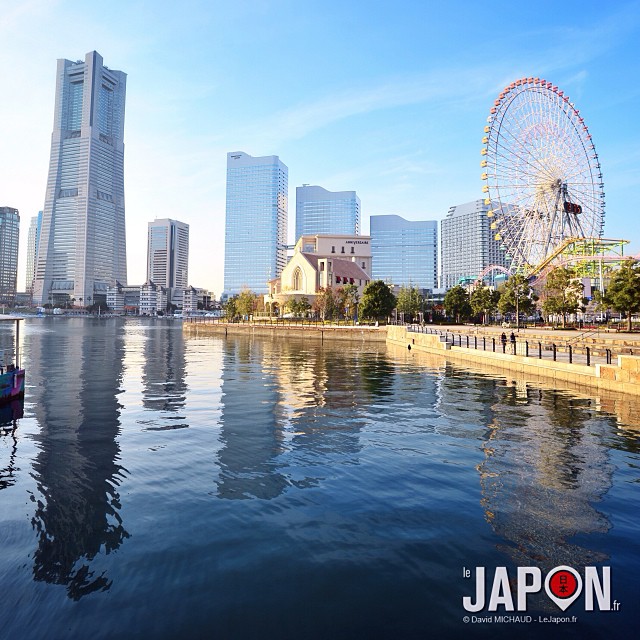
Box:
(225, 2, 639, 152)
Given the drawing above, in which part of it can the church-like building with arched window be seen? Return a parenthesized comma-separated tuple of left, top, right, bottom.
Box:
(265, 234, 371, 317)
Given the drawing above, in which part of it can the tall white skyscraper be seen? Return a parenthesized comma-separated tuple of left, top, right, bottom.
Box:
(147, 218, 189, 301)
(224, 151, 288, 296)
(34, 51, 127, 307)
(295, 185, 360, 241)
(25, 212, 42, 295)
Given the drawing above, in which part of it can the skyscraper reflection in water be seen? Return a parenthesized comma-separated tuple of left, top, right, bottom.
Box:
(216, 337, 396, 501)
(140, 322, 188, 429)
(217, 337, 289, 500)
(28, 319, 129, 600)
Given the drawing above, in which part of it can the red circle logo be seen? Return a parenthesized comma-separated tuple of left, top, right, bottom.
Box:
(548, 570, 578, 599)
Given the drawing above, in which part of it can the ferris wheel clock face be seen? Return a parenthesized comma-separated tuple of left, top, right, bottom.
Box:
(481, 77, 605, 272)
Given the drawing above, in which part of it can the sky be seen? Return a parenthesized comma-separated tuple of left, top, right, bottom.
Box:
(1, 0, 639, 298)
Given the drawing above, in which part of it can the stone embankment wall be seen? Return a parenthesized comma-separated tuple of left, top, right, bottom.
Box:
(387, 325, 640, 396)
(183, 321, 388, 343)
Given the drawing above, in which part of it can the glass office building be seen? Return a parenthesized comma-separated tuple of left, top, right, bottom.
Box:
(224, 151, 288, 296)
(440, 200, 509, 289)
(34, 51, 127, 307)
(25, 211, 43, 295)
(147, 218, 189, 306)
(370, 215, 437, 289)
(0, 207, 20, 305)
(147, 219, 189, 287)
(295, 185, 360, 241)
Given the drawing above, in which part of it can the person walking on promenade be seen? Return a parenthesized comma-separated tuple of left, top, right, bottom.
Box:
(510, 331, 516, 354)
(501, 332, 507, 352)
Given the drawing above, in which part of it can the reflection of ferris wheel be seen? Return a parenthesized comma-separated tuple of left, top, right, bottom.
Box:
(481, 77, 605, 272)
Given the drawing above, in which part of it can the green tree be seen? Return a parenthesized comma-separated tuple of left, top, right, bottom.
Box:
(334, 287, 347, 320)
(444, 285, 471, 323)
(313, 287, 337, 321)
(286, 296, 311, 318)
(605, 259, 640, 331)
(223, 295, 238, 321)
(396, 284, 422, 322)
(591, 289, 608, 320)
(498, 275, 535, 327)
(542, 267, 584, 328)
(360, 280, 396, 321)
(237, 289, 257, 317)
(284, 298, 295, 316)
(470, 283, 499, 324)
(298, 296, 311, 317)
(342, 284, 360, 322)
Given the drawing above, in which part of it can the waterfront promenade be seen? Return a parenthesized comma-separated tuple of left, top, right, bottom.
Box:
(182, 318, 640, 396)
(182, 318, 388, 342)
(388, 325, 640, 396)
(401, 324, 637, 366)
(183, 319, 640, 396)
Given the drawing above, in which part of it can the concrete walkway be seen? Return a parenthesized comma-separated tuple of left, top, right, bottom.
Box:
(405, 325, 616, 368)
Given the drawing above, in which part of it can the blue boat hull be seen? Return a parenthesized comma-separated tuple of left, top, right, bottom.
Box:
(0, 369, 25, 405)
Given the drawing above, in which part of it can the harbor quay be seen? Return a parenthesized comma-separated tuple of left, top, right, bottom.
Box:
(385, 341, 640, 429)
(431, 323, 640, 357)
(182, 318, 388, 343)
(387, 325, 640, 396)
(183, 318, 640, 396)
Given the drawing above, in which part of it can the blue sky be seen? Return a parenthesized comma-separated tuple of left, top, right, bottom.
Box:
(1, 0, 639, 297)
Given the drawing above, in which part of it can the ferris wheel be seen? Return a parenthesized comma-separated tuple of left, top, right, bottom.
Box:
(481, 77, 605, 272)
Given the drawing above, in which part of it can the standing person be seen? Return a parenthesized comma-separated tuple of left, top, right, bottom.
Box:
(501, 332, 507, 352)
(510, 331, 516, 354)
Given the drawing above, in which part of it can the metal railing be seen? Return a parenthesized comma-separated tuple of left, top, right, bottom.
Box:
(565, 328, 601, 346)
(404, 324, 617, 368)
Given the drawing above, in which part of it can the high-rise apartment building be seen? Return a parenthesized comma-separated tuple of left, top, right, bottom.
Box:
(34, 51, 127, 307)
(370, 215, 438, 289)
(0, 207, 20, 305)
(147, 218, 189, 304)
(440, 199, 509, 289)
(224, 151, 288, 296)
(295, 185, 360, 241)
(25, 211, 43, 295)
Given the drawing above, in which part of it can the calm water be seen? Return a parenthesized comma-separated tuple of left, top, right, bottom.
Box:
(0, 318, 639, 639)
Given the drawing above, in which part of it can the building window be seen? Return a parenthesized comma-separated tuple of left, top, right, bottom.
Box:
(341, 247, 345, 253)
(362, 262, 365, 268)
(293, 268, 303, 291)
(351, 246, 355, 254)
(331, 246, 335, 253)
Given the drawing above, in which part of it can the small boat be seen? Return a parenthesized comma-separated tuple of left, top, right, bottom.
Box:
(0, 317, 25, 405)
